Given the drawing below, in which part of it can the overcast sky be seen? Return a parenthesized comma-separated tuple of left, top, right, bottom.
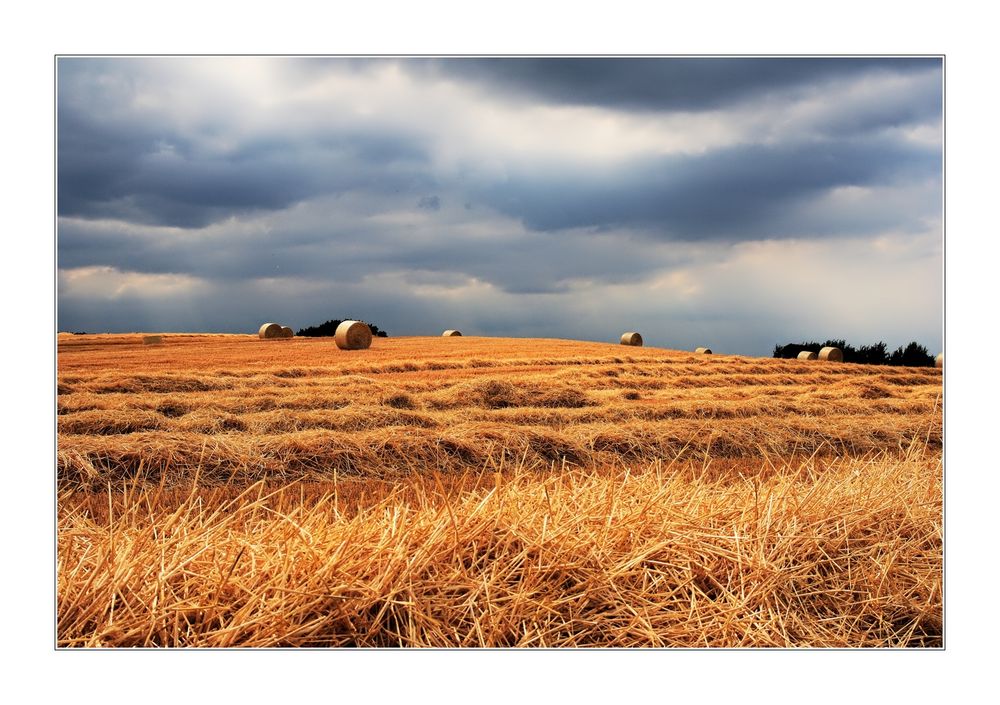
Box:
(57, 57, 942, 355)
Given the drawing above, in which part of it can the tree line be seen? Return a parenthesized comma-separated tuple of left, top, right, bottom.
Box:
(772, 339, 936, 366)
(296, 319, 389, 338)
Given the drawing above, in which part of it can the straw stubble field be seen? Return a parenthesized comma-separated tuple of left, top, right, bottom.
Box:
(57, 334, 942, 647)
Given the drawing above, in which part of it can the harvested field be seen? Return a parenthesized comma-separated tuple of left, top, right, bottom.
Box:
(56, 334, 943, 647)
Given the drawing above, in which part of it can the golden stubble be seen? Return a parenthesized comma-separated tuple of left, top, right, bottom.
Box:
(56, 334, 943, 647)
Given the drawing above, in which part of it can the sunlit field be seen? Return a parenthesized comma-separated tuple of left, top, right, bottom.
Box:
(57, 334, 942, 647)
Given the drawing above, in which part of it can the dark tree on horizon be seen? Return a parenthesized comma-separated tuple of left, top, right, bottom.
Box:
(296, 319, 388, 338)
(774, 339, 934, 366)
(889, 341, 934, 367)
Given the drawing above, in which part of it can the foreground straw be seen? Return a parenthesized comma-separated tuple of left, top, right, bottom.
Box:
(58, 446, 941, 648)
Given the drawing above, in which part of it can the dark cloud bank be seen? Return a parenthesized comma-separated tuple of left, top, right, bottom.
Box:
(418, 57, 940, 112)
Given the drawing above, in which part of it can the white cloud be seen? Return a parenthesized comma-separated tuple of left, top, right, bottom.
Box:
(58, 266, 209, 299)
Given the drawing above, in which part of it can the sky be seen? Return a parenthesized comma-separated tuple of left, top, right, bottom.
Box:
(56, 56, 943, 355)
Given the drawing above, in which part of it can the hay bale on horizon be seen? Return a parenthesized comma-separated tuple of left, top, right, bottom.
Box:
(442, 330, 462, 337)
(695, 347, 712, 355)
(818, 346, 843, 362)
(620, 332, 643, 346)
(280, 326, 294, 339)
(142, 335, 163, 345)
(258, 323, 283, 339)
(335, 320, 373, 350)
(935, 353, 943, 368)
(797, 350, 818, 361)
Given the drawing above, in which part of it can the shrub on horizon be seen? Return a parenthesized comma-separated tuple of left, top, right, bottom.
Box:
(296, 319, 388, 338)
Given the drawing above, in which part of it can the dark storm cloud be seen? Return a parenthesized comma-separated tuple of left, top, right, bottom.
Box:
(474, 136, 940, 237)
(58, 217, 360, 281)
(58, 94, 433, 228)
(58, 210, 687, 295)
(417, 195, 441, 211)
(418, 57, 941, 112)
(372, 231, 693, 294)
(803, 69, 942, 136)
(59, 128, 433, 228)
(57, 56, 941, 236)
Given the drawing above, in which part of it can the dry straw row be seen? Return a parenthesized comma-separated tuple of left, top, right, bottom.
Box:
(57, 445, 941, 647)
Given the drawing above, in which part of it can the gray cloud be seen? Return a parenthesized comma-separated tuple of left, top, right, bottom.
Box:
(417, 195, 441, 211)
(58, 199, 699, 295)
(416, 57, 941, 112)
(473, 137, 940, 237)
(58, 101, 434, 227)
(56, 230, 943, 356)
(56, 57, 943, 354)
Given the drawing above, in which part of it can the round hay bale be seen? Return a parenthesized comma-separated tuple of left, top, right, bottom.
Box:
(335, 320, 373, 350)
(935, 353, 943, 368)
(442, 330, 462, 337)
(620, 332, 643, 346)
(280, 326, 294, 339)
(797, 350, 818, 361)
(142, 335, 163, 345)
(695, 347, 712, 355)
(818, 346, 843, 362)
(258, 323, 283, 339)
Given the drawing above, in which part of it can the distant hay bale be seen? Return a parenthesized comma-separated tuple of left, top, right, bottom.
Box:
(797, 351, 818, 361)
(142, 335, 163, 345)
(935, 353, 943, 368)
(620, 332, 643, 346)
(280, 326, 294, 339)
(818, 346, 843, 362)
(258, 323, 283, 339)
(442, 330, 462, 337)
(335, 320, 373, 350)
(695, 347, 712, 355)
